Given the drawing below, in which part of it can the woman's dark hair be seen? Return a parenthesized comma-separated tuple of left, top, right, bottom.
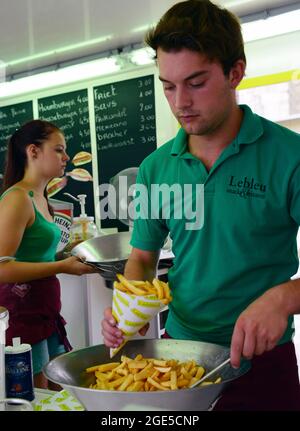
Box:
(2, 119, 62, 215)
(145, 0, 246, 76)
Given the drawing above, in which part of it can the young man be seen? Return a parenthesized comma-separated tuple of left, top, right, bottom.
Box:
(102, 0, 300, 410)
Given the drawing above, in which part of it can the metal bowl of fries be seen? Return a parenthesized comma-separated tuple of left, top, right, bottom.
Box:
(43, 339, 250, 411)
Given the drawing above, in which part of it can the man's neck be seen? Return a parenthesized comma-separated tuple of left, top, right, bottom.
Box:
(188, 106, 243, 171)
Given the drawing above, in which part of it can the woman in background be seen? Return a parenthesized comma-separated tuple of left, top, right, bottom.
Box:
(0, 119, 95, 389)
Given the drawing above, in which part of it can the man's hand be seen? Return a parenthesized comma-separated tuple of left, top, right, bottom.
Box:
(101, 307, 149, 348)
(230, 286, 289, 368)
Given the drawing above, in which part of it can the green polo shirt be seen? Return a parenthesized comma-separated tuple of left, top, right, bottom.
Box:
(131, 104, 300, 346)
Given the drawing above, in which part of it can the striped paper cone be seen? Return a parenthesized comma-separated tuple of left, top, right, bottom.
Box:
(110, 288, 166, 358)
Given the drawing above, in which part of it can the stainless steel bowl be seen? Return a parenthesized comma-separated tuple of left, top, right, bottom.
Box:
(71, 232, 132, 280)
(43, 339, 250, 411)
(71, 232, 132, 264)
(70, 232, 174, 282)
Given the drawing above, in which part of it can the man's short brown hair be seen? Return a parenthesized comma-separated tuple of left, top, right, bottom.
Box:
(145, 0, 246, 75)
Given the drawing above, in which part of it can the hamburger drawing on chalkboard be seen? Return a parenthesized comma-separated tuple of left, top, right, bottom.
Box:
(71, 151, 92, 166)
(66, 168, 93, 182)
(46, 176, 68, 197)
(68, 152, 93, 181)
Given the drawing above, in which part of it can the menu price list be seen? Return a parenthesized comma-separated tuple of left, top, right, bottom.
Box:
(0, 101, 33, 178)
(94, 75, 157, 229)
(38, 89, 95, 217)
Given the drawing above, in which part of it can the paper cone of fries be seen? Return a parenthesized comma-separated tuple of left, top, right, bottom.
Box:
(110, 274, 172, 358)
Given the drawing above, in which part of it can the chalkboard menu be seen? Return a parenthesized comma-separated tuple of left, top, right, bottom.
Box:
(94, 75, 156, 230)
(0, 101, 33, 179)
(38, 89, 94, 218)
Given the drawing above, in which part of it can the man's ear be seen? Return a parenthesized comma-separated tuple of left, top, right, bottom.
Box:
(229, 60, 246, 89)
(26, 144, 39, 159)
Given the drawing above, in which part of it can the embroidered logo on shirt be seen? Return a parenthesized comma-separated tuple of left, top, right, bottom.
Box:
(11, 283, 31, 298)
(226, 176, 267, 199)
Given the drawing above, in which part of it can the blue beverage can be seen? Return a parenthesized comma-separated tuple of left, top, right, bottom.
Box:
(5, 337, 34, 401)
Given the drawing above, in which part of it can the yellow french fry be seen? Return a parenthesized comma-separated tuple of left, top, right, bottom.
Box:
(117, 274, 148, 295)
(134, 354, 144, 361)
(127, 360, 148, 369)
(170, 371, 178, 390)
(195, 366, 205, 380)
(126, 381, 144, 392)
(162, 281, 171, 300)
(86, 354, 220, 392)
(113, 281, 128, 292)
(147, 377, 168, 391)
(96, 362, 120, 372)
(160, 298, 170, 305)
(108, 375, 127, 389)
(131, 281, 147, 287)
(154, 366, 172, 373)
(86, 364, 102, 373)
(153, 359, 168, 367)
(152, 278, 164, 300)
(118, 374, 134, 391)
(145, 280, 154, 290)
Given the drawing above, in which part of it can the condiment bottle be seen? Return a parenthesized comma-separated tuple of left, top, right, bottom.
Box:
(65, 193, 99, 245)
(5, 337, 34, 401)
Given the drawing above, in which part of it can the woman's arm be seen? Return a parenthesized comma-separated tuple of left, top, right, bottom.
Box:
(0, 256, 96, 283)
(0, 190, 95, 282)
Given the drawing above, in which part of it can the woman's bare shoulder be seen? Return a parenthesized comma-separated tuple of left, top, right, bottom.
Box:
(0, 187, 33, 211)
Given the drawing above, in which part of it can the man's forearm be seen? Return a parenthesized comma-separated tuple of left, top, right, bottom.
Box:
(124, 256, 157, 281)
(268, 278, 300, 317)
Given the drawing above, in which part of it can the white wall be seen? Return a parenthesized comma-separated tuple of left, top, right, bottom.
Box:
(245, 30, 300, 78)
(58, 273, 89, 350)
(279, 118, 300, 134)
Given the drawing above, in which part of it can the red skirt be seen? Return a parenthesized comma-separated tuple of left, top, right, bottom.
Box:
(0, 275, 71, 350)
